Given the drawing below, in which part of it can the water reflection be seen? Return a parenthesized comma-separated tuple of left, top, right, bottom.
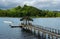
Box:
(21, 29, 38, 39)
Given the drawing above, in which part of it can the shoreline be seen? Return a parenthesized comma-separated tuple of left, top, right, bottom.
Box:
(0, 17, 60, 18)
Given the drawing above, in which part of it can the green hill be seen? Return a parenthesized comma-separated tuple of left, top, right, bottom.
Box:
(0, 5, 60, 17)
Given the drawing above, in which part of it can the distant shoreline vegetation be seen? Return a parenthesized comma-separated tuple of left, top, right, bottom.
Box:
(0, 5, 60, 17)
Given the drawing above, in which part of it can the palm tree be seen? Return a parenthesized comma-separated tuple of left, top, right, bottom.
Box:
(20, 16, 33, 25)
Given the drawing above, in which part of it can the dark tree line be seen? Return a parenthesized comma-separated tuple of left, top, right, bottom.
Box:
(0, 5, 60, 17)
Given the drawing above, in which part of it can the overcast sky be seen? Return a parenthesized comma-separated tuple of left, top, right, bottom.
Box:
(0, 0, 60, 11)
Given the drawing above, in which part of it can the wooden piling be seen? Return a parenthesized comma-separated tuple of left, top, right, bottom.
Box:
(56, 37, 58, 39)
(48, 34, 50, 39)
(21, 25, 60, 39)
(43, 33, 46, 39)
(37, 30, 41, 39)
(41, 32, 44, 39)
(30, 26, 33, 33)
(25, 26, 28, 32)
(34, 27, 36, 35)
(38, 30, 40, 36)
(52, 36, 54, 39)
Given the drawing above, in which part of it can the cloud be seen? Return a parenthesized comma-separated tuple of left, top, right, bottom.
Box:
(0, 0, 60, 11)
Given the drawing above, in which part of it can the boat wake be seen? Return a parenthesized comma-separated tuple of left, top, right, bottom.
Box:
(3, 21, 13, 24)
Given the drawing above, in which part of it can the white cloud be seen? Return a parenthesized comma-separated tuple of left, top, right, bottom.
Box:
(0, 0, 60, 11)
(23, 0, 35, 6)
(52, 0, 60, 4)
(38, 0, 50, 2)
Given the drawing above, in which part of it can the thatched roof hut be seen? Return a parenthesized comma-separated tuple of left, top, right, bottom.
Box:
(20, 16, 33, 25)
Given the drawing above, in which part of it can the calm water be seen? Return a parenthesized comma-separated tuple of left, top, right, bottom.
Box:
(0, 17, 60, 39)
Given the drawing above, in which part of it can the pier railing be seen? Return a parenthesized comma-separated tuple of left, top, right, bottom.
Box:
(21, 25, 60, 39)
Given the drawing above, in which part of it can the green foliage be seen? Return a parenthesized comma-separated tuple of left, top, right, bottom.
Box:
(56, 13, 60, 17)
(0, 5, 60, 17)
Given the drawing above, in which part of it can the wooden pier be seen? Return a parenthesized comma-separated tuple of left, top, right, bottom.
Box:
(9, 24, 23, 28)
(10, 16, 60, 39)
(21, 25, 60, 39)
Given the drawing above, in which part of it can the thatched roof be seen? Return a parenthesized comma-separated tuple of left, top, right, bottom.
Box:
(20, 16, 33, 21)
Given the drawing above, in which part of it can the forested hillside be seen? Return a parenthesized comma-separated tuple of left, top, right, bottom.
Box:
(0, 5, 60, 17)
